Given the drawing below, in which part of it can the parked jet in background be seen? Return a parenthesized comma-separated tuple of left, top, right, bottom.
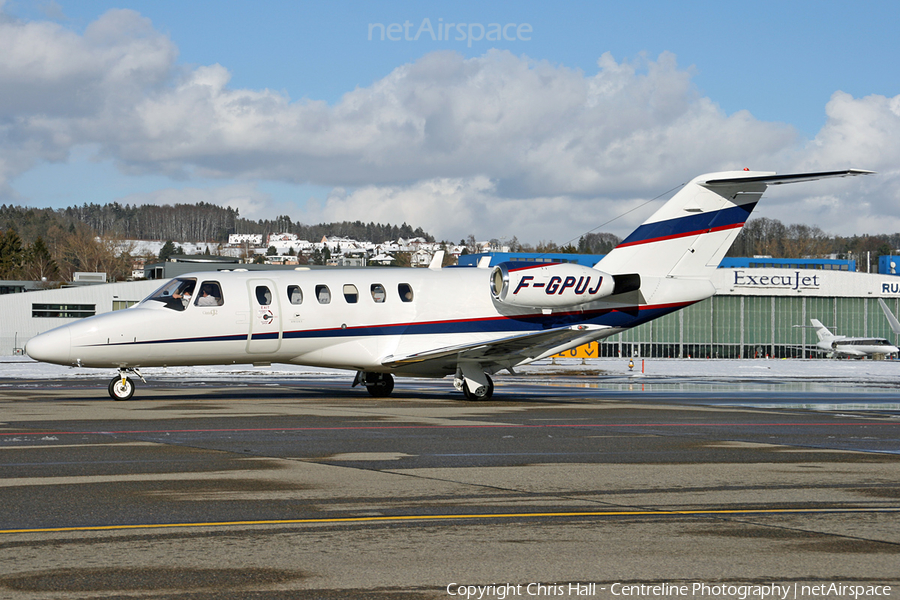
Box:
(26, 169, 872, 400)
(878, 298, 900, 337)
(808, 316, 899, 358)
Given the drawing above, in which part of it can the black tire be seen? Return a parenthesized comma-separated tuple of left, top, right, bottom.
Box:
(462, 374, 493, 401)
(365, 372, 394, 397)
(108, 376, 135, 401)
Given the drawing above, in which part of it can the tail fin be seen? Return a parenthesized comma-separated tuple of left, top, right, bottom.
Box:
(878, 298, 900, 335)
(596, 169, 873, 279)
(810, 318, 834, 341)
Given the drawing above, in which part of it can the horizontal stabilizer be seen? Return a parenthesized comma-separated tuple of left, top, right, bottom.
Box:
(704, 169, 875, 187)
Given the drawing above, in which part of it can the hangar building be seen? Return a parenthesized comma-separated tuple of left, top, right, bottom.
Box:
(461, 253, 899, 359)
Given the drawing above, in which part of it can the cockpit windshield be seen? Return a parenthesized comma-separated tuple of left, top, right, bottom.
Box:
(142, 278, 197, 311)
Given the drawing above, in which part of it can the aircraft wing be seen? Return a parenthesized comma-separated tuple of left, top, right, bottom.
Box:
(381, 324, 605, 372)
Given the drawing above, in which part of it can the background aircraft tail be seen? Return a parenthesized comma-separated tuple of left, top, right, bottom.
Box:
(878, 298, 900, 335)
(596, 170, 873, 282)
(810, 318, 834, 341)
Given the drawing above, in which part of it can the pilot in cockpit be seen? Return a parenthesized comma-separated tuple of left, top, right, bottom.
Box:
(172, 281, 195, 308)
(196, 283, 223, 306)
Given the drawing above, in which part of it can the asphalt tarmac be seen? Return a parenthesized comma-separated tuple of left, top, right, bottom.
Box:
(0, 372, 898, 599)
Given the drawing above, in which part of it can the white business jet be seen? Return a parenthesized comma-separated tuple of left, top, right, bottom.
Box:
(804, 297, 900, 358)
(26, 169, 872, 400)
(879, 298, 900, 338)
(808, 315, 899, 358)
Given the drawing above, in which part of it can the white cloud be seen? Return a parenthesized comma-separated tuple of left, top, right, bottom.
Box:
(0, 7, 898, 242)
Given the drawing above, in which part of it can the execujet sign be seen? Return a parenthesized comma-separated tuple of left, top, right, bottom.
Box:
(731, 270, 821, 291)
(714, 268, 899, 298)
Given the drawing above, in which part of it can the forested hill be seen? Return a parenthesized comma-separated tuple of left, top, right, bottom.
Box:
(0, 203, 434, 245)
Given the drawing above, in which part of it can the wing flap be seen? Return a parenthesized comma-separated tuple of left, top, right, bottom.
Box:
(381, 324, 604, 370)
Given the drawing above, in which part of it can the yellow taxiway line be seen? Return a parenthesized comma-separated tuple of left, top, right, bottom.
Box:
(3, 506, 899, 535)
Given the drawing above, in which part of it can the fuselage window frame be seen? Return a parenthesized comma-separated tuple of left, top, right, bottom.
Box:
(398, 283, 414, 302)
(316, 284, 331, 304)
(343, 284, 359, 304)
(371, 284, 386, 303)
(195, 281, 224, 307)
(144, 277, 197, 311)
(255, 285, 272, 306)
(287, 285, 303, 305)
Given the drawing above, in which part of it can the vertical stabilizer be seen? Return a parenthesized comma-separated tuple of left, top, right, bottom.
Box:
(596, 169, 874, 281)
(878, 298, 900, 335)
(810, 319, 834, 342)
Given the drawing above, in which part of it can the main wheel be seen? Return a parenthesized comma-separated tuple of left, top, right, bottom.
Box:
(462, 374, 493, 401)
(365, 372, 394, 397)
(108, 376, 135, 401)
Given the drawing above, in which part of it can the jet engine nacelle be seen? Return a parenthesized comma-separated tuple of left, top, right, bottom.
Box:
(490, 262, 621, 308)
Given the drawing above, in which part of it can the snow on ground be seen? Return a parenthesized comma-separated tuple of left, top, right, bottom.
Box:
(0, 356, 346, 380)
(1, 355, 898, 384)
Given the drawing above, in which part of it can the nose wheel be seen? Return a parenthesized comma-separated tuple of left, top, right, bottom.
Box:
(108, 368, 145, 401)
(108, 376, 135, 401)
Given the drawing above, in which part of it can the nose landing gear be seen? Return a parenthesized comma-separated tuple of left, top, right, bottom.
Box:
(108, 368, 145, 401)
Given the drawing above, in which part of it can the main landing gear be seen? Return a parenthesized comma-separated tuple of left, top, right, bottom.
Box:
(108, 368, 145, 401)
(461, 374, 493, 401)
(454, 364, 494, 401)
(353, 371, 395, 397)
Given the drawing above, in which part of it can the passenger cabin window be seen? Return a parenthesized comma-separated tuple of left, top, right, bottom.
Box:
(371, 284, 386, 303)
(316, 285, 331, 304)
(288, 285, 303, 305)
(398, 283, 414, 302)
(145, 278, 197, 311)
(195, 281, 224, 306)
(343, 284, 359, 303)
(255, 285, 272, 306)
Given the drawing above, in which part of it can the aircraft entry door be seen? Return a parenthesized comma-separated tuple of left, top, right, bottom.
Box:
(247, 279, 282, 354)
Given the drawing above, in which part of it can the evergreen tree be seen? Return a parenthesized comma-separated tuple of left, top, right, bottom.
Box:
(25, 237, 59, 281)
(158, 241, 176, 261)
(0, 229, 25, 279)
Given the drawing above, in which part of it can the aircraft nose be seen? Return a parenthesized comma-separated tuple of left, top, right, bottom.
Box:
(25, 327, 72, 365)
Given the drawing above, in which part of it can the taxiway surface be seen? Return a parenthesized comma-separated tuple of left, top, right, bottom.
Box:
(0, 367, 898, 599)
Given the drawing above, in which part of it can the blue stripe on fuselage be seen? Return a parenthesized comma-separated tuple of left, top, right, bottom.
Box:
(83, 302, 691, 349)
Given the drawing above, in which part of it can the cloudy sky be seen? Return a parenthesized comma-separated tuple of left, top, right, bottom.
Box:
(1, 0, 899, 244)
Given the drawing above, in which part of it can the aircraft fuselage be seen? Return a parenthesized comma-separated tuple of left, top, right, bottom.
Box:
(25, 266, 674, 377)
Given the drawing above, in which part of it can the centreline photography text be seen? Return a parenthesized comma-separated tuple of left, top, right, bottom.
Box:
(445, 581, 895, 599)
